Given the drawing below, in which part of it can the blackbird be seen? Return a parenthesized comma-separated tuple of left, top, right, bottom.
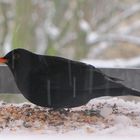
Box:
(0, 48, 140, 108)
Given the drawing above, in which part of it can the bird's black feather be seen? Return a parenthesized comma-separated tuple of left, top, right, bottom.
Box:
(3, 48, 140, 108)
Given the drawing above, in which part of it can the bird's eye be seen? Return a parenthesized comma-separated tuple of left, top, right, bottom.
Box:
(16, 53, 20, 58)
(13, 53, 20, 60)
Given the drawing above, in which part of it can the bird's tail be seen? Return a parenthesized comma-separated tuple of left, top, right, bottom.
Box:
(107, 82, 140, 97)
(92, 80, 140, 98)
(120, 86, 140, 97)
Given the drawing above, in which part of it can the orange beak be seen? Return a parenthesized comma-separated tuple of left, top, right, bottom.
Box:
(0, 57, 8, 63)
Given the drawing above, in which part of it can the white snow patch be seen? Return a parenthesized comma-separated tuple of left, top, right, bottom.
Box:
(45, 23, 60, 39)
(86, 32, 99, 44)
(114, 115, 132, 126)
(0, 135, 139, 140)
(79, 19, 90, 32)
(100, 105, 113, 118)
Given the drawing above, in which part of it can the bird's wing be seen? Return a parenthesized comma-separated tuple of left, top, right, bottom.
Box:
(95, 68, 123, 82)
(107, 76, 123, 82)
(35, 56, 123, 92)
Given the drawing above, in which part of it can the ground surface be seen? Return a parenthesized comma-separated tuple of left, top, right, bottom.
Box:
(0, 97, 140, 139)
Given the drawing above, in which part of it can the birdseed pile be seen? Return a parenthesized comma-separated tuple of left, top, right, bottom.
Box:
(0, 98, 140, 134)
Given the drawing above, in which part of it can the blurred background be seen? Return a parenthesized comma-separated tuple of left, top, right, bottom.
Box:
(0, 0, 140, 102)
(0, 0, 140, 67)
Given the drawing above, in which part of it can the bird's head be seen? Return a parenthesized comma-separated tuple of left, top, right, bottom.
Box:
(0, 49, 33, 75)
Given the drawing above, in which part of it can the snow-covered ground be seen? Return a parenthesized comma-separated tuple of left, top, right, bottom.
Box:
(0, 135, 140, 140)
(0, 97, 140, 139)
(0, 135, 139, 140)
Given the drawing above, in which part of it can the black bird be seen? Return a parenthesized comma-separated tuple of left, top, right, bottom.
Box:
(0, 48, 140, 108)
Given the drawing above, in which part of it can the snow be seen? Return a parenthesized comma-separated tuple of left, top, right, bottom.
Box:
(0, 135, 138, 140)
(86, 32, 99, 44)
(99, 104, 112, 118)
(79, 19, 90, 32)
(45, 22, 60, 39)
(0, 98, 140, 139)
